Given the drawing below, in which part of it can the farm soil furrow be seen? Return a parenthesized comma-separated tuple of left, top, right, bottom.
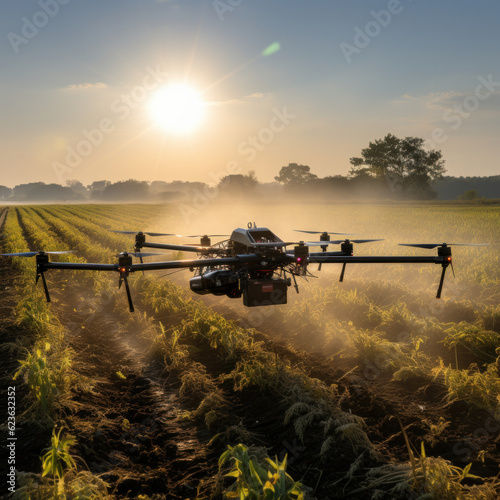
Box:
(50, 288, 215, 499)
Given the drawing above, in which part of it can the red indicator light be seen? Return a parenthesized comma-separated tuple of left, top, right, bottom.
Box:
(120, 267, 126, 272)
(447, 257, 451, 262)
(297, 257, 302, 263)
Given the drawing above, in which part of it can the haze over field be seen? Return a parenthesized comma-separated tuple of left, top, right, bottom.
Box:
(2, 0, 500, 189)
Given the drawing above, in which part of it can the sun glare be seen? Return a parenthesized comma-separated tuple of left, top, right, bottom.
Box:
(149, 83, 205, 134)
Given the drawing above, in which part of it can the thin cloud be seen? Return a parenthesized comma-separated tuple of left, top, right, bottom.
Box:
(63, 82, 108, 91)
(394, 90, 500, 111)
(209, 92, 273, 106)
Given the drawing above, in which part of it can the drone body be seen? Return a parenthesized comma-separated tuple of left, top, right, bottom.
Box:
(188, 225, 290, 306)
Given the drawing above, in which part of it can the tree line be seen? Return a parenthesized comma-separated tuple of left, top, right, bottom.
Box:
(1, 134, 498, 202)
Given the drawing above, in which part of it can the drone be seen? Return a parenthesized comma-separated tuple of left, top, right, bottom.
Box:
(1, 223, 488, 312)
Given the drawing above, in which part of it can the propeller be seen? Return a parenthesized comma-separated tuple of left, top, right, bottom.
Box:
(0, 251, 71, 303)
(399, 243, 489, 249)
(398, 242, 489, 298)
(111, 230, 177, 236)
(294, 230, 358, 235)
(1, 251, 73, 257)
(111, 230, 229, 238)
(115, 252, 165, 258)
(304, 239, 384, 246)
(173, 234, 229, 238)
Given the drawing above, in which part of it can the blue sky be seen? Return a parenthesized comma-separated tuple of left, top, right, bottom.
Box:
(1, 0, 499, 186)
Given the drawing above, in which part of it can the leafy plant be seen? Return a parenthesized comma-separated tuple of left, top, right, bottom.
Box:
(41, 428, 77, 481)
(14, 348, 58, 413)
(219, 444, 304, 499)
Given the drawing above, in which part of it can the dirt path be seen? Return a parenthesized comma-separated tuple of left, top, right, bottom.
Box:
(50, 288, 215, 498)
(0, 207, 8, 230)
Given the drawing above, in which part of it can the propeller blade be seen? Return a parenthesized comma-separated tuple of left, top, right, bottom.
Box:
(303, 239, 383, 246)
(350, 239, 384, 244)
(116, 252, 166, 258)
(447, 243, 490, 246)
(175, 234, 229, 238)
(399, 244, 442, 249)
(111, 230, 229, 238)
(400, 243, 489, 249)
(1, 252, 39, 257)
(1, 251, 73, 257)
(294, 230, 357, 235)
(144, 232, 177, 237)
(304, 241, 344, 246)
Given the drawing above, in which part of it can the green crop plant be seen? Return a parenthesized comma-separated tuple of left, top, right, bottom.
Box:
(181, 310, 250, 358)
(442, 322, 500, 361)
(346, 440, 498, 499)
(159, 325, 193, 369)
(14, 432, 110, 499)
(422, 417, 451, 448)
(219, 444, 304, 499)
(433, 360, 500, 413)
(14, 293, 53, 336)
(479, 304, 500, 333)
(138, 275, 191, 314)
(41, 427, 77, 497)
(14, 340, 75, 418)
(14, 348, 59, 415)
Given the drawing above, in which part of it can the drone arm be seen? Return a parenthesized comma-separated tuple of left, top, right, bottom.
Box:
(131, 254, 261, 272)
(308, 255, 445, 264)
(291, 251, 346, 257)
(140, 242, 225, 254)
(43, 262, 119, 271)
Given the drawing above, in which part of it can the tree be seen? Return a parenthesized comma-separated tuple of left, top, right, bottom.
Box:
(274, 163, 317, 187)
(0, 185, 12, 200)
(218, 171, 259, 195)
(458, 189, 479, 201)
(349, 134, 446, 199)
(101, 180, 149, 201)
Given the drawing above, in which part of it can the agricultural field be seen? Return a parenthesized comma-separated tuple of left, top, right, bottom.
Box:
(1, 202, 500, 499)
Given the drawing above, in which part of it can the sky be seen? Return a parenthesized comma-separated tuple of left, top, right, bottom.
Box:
(1, 0, 499, 187)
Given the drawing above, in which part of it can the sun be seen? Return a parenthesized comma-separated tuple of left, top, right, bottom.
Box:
(149, 83, 206, 134)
